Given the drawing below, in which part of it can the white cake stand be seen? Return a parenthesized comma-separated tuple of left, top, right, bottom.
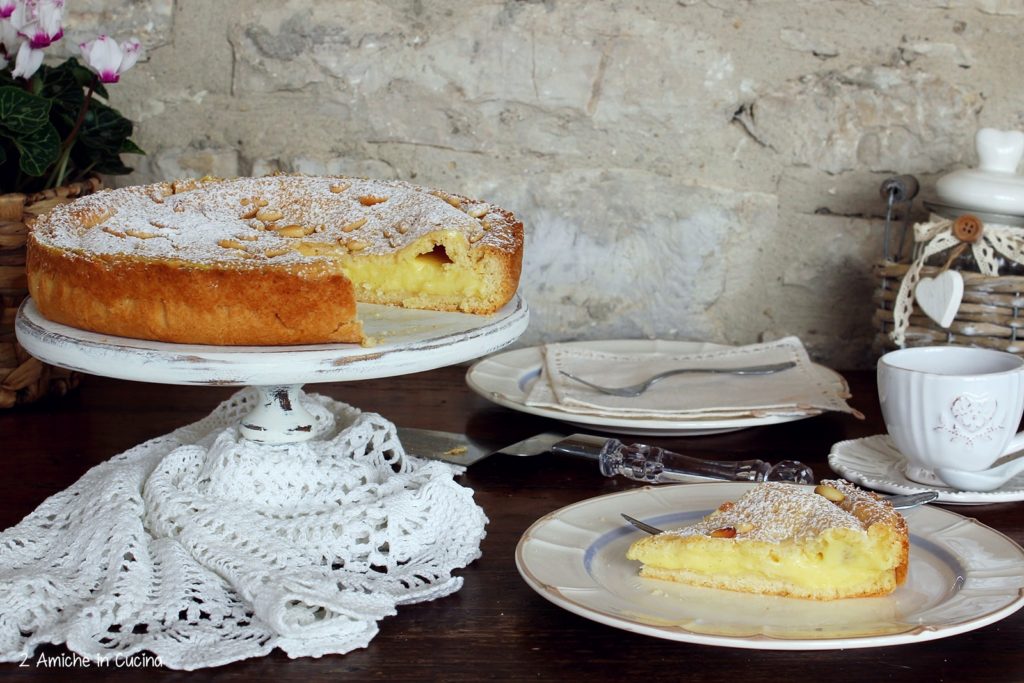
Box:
(16, 295, 529, 443)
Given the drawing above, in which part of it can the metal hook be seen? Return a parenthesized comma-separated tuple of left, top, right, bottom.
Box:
(879, 175, 920, 263)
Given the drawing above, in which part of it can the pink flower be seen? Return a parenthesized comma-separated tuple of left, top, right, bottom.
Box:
(79, 34, 142, 83)
(0, 1, 17, 20)
(11, 0, 63, 50)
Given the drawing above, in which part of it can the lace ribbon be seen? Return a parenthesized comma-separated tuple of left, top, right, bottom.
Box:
(890, 216, 1024, 346)
(0, 389, 487, 669)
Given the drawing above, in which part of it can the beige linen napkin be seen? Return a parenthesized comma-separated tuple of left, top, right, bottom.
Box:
(523, 337, 857, 420)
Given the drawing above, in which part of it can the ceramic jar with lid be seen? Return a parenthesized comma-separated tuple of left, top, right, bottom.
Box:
(923, 128, 1024, 274)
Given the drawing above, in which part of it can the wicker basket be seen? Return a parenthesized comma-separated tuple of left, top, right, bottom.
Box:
(873, 259, 1024, 356)
(0, 177, 102, 408)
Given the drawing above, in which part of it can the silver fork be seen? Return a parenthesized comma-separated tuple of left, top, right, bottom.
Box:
(559, 361, 797, 397)
(621, 491, 939, 535)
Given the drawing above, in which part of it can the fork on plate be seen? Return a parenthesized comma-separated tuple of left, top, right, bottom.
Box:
(559, 361, 797, 397)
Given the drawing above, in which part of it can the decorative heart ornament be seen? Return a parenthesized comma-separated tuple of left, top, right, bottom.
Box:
(915, 270, 964, 328)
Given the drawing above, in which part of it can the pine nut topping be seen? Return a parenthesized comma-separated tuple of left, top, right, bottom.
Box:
(275, 224, 313, 238)
(432, 191, 461, 208)
(340, 217, 368, 233)
(124, 229, 159, 239)
(814, 484, 846, 503)
(256, 208, 284, 222)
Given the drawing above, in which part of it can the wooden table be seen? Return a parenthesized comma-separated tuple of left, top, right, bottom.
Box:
(1, 366, 1022, 682)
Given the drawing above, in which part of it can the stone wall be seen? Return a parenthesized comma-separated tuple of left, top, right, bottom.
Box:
(64, 0, 1024, 367)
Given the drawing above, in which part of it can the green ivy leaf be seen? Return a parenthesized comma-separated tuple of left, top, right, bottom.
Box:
(0, 86, 52, 133)
(77, 101, 133, 154)
(119, 138, 145, 155)
(37, 64, 85, 128)
(12, 123, 61, 176)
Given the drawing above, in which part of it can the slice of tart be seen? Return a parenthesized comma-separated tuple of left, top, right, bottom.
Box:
(625, 480, 909, 600)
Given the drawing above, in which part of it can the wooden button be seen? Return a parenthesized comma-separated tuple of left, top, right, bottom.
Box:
(952, 214, 983, 242)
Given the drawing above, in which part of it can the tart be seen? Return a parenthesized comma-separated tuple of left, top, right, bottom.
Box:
(625, 480, 909, 600)
(26, 175, 524, 345)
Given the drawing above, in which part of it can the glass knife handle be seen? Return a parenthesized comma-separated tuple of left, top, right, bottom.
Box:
(550, 435, 815, 484)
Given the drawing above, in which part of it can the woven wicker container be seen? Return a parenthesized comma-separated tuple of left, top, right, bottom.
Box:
(873, 259, 1024, 356)
(0, 177, 102, 408)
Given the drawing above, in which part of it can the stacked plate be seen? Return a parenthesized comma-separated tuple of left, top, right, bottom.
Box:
(467, 339, 854, 436)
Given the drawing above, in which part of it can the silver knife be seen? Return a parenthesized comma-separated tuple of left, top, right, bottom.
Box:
(396, 428, 815, 484)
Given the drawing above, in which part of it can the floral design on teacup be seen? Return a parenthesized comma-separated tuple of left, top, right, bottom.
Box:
(934, 393, 1002, 445)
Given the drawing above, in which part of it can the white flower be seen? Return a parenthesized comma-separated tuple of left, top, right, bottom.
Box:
(10, 37, 41, 78)
(0, 13, 20, 58)
(0, 1, 22, 68)
(79, 34, 142, 83)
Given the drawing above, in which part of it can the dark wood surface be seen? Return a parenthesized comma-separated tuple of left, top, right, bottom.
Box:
(2, 366, 1022, 682)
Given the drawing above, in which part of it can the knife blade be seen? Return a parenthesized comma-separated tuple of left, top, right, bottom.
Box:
(396, 427, 815, 484)
(395, 427, 492, 465)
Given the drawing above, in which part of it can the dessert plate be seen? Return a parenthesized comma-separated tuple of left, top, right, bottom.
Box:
(829, 435, 1024, 505)
(466, 340, 846, 436)
(516, 483, 1024, 650)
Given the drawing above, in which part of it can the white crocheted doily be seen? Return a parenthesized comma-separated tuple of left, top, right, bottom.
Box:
(0, 389, 488, 670)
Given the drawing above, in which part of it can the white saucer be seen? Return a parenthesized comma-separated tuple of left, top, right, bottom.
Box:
(828, 434, 1024, 505)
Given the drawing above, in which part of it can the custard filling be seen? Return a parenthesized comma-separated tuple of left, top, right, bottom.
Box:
(634, 528, 900, 591)
(340, 242, 483, 298)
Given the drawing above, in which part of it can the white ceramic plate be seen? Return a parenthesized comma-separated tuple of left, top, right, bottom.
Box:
(17, 295, 528, 386)
(829, 435, 1024, 505)
(466, 340, 847, 436)
(516, 483, 1024, 650)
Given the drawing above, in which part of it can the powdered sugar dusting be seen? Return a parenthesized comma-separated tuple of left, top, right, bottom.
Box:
(32, 176, 520, 264)
(663, 481, 892, 543)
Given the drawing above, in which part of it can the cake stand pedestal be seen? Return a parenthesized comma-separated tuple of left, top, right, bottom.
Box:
(16, 295, 529, 443)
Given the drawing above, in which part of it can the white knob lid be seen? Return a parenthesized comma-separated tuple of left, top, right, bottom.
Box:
(934, 128, 1024, 215)
(976, 128, 1024, 174)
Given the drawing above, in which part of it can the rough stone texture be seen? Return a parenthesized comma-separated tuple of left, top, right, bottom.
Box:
(63, 0, 1024, 368)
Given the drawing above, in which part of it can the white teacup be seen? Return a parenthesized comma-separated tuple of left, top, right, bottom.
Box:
(877, 346, 1024, 487)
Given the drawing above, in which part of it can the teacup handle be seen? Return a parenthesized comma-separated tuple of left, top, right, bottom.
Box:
(1002, 430, 1024, 458)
